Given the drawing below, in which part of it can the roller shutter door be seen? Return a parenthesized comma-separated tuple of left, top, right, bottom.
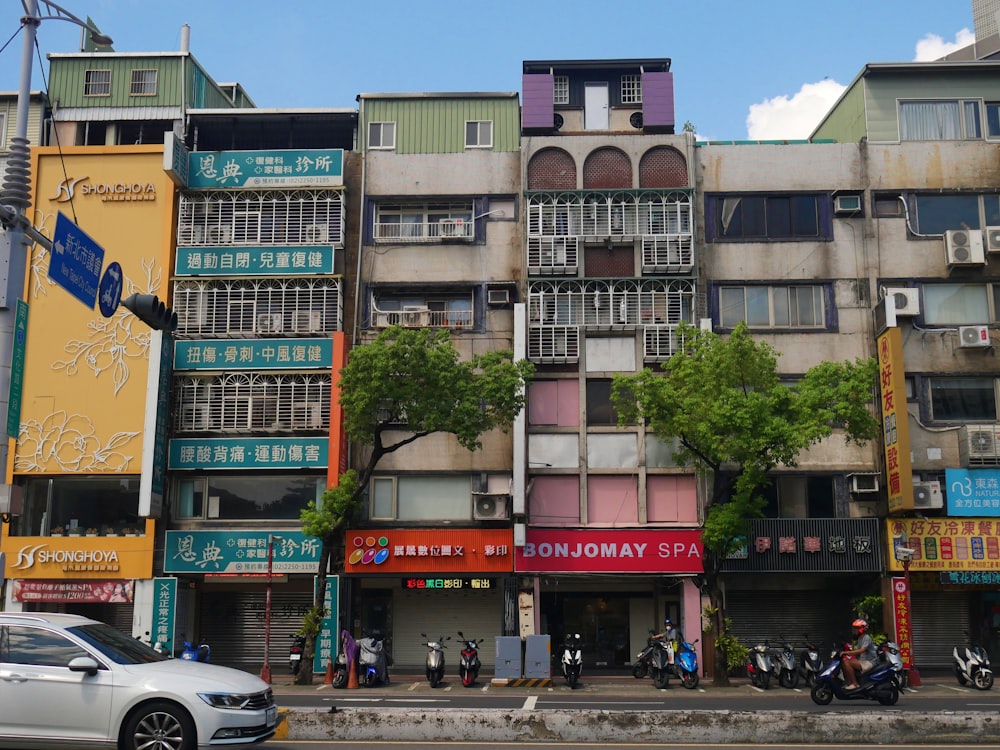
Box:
(391, 587, 503, 670)
(725, 589, 851, 652)
(911, 592, 970, 670)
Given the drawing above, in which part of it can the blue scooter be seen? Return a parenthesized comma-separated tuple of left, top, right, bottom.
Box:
(671, 638, 700, 689)
(179, 638, 210, 662)
(810, 646, 901, 706)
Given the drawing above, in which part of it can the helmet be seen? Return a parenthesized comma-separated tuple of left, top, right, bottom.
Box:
(664, 618, 672, 625)
(852, 618, 868, 634)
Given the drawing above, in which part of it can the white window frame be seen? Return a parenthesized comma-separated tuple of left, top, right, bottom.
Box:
(370, 475, 473, 521)
(84, 69, 111, 97)
(465, 120, 492, 149)
(923, 283, 998, 325)
(719, 284, 826, 329)
(368, 121, 395, 150)
(899, 99, 982, 141)
(129, 69, 158, 96)
(553, 75, 569, 105)
(621, 74, 642, 104)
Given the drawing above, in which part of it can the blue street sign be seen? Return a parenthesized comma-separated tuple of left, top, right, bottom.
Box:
(50, 212, 104, 309)
(98, 261, 123, 318)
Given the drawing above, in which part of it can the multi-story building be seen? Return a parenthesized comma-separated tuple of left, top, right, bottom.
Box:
(514, 58, 705, 671)
(345, 91, 522, 668)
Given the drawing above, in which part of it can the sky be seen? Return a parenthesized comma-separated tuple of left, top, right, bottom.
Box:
(0, 0, 977, 142)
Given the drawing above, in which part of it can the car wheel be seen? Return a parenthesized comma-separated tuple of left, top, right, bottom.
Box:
(810, 683, 834, 705)
(123, 701, 195, 750)
(974, 670, 994, 690)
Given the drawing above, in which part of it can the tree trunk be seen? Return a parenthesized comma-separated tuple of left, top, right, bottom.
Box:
(709, 583, 730, 687)
(293, 541, 332, 685)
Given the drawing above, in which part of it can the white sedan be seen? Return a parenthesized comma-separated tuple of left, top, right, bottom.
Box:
(0, 612, 277, 749)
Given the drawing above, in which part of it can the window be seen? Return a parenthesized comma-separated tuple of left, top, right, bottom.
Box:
(465, 121, 492, 148)
(987, 102, 1000, 139)
(719, 285, 826, 329)
(912, 192, 1000, 234)
(373, 201, 473, 241)
(129, 69, 157, 96)
(873, 193, 904, 217)
(586, 380, 620, 426)
(930, 377, 998, 421)
(370, 475, 472, 521)
(553, 75, 569, 105)
(758, 476, 835, 519)
(900, 100, 982, 140)
(621, 74, 642, 104)
(710, 194, 825, 240)
(15, 477, 140, 537)
(368, 122, 395, 150)
(922, 283, 1000, 325)
(84, 69, 111, 97)
(2, 626, 89, 667)
(173, 475, 324, 520)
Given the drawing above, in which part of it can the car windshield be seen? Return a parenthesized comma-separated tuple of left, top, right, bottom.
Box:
(69, 622, 170, 664)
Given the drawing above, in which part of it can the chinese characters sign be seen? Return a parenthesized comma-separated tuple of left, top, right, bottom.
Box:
(175, 246, 336, 276)
(174, 338, 333, 371)
(168, 437, 328, 470)
(886, 517, 1000, 572)
(890, 578, 913, 669)
(187, 149, 344, 189)
(344, 529, 513, 574)
(877, 328, 914, 513)
(163, 530, 321, 574)
(721, 518, 883, 573)
(151, 577, 177, 653)
(403, 578, 494, 590)
(12, 579, 133, 603)
(946, 468, 1000, 517)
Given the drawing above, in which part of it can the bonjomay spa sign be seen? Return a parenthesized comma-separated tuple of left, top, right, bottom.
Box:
(515, 529, 704, 574)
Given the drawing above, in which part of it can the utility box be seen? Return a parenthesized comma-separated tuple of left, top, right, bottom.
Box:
(494, 636, 522, 680)
(523, 634, 551, 679)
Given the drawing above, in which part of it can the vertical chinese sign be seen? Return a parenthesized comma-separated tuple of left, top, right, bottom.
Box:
(878, 327, 914, 513)
(891, 577, 913, 669)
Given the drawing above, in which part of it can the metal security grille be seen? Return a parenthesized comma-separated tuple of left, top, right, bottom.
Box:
(911, 591, 971, 670)
(177, 190, 345, 247)
(725, 589, 851, 654)
(172, 278, 343, 338)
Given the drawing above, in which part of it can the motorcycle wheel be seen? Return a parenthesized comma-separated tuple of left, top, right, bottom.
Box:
(332, 669, 348, 689)
(462, 670, 474, 688)
(566, 671, 579, 689)
(653, 670, 670, 690)
(681, 669, 699, 689)
(956, 667, 970, 686)
(805, 671, 816, 688)
(290, 661, 301, 675)
(632, 662, 648, 679)
(759, 671, 771, 690)
(779, 669, 799, 689)
(877, 684, 900, 706)
(429, 672, 441, 688)
(363, 671, 376, 688)
(974, 670, 994, 690)
(810, 682, 834, 705)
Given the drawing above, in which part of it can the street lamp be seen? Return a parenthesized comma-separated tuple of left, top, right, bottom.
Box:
(895, 539, 922, 688)
(260, 534, 284, 683)
(0, 1, 113, 517)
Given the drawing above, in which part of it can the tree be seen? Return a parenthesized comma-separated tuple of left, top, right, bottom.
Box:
(294, 326, 534, 683)
(611, 322, 879, 686)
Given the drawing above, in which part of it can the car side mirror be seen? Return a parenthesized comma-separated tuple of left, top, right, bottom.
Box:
(68, 656, 100, 676)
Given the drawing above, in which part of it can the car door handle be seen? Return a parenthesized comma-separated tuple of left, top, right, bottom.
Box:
(0, 674, 28, 682)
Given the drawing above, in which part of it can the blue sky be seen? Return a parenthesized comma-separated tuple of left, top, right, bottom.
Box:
(0, 0, 975, 141)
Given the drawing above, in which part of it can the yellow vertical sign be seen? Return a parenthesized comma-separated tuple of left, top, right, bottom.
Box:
(878, 327, 913, 513)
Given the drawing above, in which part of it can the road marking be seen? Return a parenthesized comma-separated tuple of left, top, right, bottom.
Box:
(481, 683, 490, 693)
(521, 695, 538, 710)
(408, 682, 420, 691)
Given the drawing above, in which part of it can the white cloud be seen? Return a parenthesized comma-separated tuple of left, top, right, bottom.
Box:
(914, 28, 975, 61)
(745, 79, 847, 141)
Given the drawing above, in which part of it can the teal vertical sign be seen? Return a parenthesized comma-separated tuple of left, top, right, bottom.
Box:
(313, 576, 339, 673)
(6, 299, 28, 438)
(152, 577, 177, 655)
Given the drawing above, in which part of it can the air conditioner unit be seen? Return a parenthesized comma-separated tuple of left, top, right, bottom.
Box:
(883, 287, 920, 317)
(945, 229, 986, 266)
(256, 312, 283, 334)
(292, 401, 324, 429)
(180, 404, 211, 430)
(849, 473, 880, 494)
(959, 324, 991, 349)
(304, 224, 328, 243)
(959, 424, 1000, 466)
(473, 494, 509, 521)
(207, 226, 232, 244)
(187, 225, 205, 245)
(373, 311, 395, 328)
(293, 310, 323, 333)
(439, 219, 463, 237)
(986, 226, 1000, 253)
(913, 481, 944, 510)
(401, 306, 429, 327)
(834, 194, 862, 214)
(487, 288, 511, 306)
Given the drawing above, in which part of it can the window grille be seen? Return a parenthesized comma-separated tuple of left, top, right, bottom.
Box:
(621, 74, 642, 104)
(84, 70, 111, 97)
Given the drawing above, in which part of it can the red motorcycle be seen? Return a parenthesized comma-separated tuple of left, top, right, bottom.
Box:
(457, 631, 483, 687)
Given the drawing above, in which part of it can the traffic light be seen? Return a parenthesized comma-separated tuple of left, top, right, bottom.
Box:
(121, 293, 178, 332)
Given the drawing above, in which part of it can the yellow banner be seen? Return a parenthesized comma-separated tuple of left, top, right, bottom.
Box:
(886, 517, 1000, 572)
(877, 328, 913, 513)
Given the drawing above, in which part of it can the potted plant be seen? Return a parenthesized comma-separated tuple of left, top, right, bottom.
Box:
(50, 526, 64, 536)
(86, 527, 98, 536)
(67, 526, 81, 536)
(104, 527, 118, 537)
(122, 527, 135, 537)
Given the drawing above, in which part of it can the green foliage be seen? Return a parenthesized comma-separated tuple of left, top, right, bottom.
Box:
(301, 470, 362, 542)
(851, 594, 887, 645)
(297, 605, 327, 639)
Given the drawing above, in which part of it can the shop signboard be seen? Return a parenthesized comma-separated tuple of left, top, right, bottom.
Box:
(175, 246, 335, 276)
(173, 338, 333, 371)
(886, 517, 1000, 572)
(515, 528, 703, 574)
(163, 530, 322, 574)
(187, 148, 344, 189)
(344, 529, 513, 574)
(167, 437, 327, 470)
(945, 468, 1000, 517)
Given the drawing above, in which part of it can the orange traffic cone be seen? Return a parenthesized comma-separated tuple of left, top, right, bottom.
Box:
(347, 656, 359, 689)
(324, 657, 334, 685)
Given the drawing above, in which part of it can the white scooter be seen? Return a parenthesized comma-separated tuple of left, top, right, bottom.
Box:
(954, 630, 993, 690)
(561, 633, 583, 688)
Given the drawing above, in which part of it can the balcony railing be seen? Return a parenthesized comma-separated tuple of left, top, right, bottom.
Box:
(371, 305, 474, 330)
(373, 218, 474, 242)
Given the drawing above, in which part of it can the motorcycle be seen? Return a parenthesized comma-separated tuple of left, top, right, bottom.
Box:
(561, 633, 583, 688)
(880, 640, 905, 691)
(798, 634, 823, 687)
(810, 645, 902, 706)
(289, 634, 306, 675)
(422, 633, 449, 688)
(179, 638, 210, 662)
(954, 630, 994, 690)
(331, 630, 355, 689)
(746, 641, 773, 689)
(773, 635, 799, 689)
(632, 630, 656, 679)
(357, 631, 391, 687)
(648, 636, 673, 690)
(457, 631, 483, 687)
(671, 638, 700, 689)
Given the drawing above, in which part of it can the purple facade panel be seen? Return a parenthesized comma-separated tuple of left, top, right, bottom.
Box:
(522, 73, 555, 129)
(641, 71, 675, 128)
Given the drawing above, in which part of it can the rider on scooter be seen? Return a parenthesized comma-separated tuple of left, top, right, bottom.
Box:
(653, 618, 680, 665)
(841, 618, 878, 690)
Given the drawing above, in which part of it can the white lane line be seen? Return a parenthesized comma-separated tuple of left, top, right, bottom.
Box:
(521, 695, 538, 710)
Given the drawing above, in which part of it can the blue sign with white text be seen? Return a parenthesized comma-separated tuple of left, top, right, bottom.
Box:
(186, 149, 344, 189)
(50, 212, 104, 308)
(168, 437, 328, 470)
(946, 468, 1000, 516)
(163, 530, 322, 574)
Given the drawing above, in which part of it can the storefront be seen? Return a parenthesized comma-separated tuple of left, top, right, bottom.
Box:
(344, 528, 514, 669)
(515, 528, 704, 671)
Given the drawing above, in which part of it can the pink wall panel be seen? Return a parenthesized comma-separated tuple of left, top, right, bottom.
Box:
(587, 475, 639, 524)
(529, 475, 580, 525)
(528, 380, 579, 426)
(647, 475, 698, 523)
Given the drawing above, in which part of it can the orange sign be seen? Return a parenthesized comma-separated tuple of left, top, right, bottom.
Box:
(878, 327, 913, 513)
(1, 520, 155, 579)
(344, 528, 513, 574)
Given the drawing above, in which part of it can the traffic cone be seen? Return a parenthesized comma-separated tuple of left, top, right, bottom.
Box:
(347, 656, 359, 689)
(324, 657, 334, 685)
